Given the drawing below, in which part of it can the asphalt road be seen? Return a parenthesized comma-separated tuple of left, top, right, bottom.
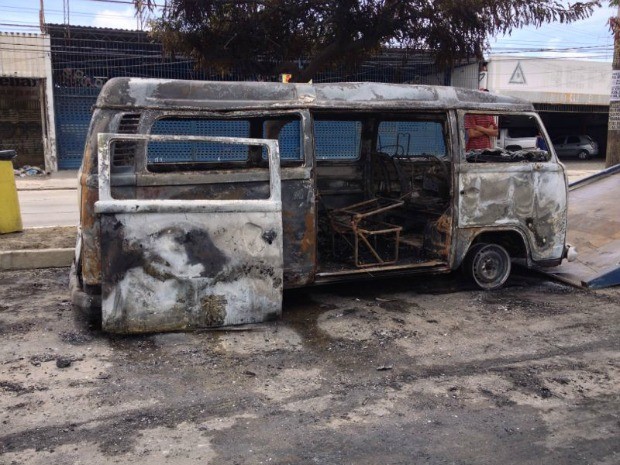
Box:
(17, 189, 79, 229)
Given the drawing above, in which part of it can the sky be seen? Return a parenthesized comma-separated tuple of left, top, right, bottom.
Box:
(0, 0, 615, 62)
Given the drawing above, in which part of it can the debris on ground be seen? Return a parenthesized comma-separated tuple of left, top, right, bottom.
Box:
(55, 357, 72, 368)
(13, 165, 47, 177)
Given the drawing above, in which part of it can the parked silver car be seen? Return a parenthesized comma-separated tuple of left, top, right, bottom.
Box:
(552, 135, 599, 159)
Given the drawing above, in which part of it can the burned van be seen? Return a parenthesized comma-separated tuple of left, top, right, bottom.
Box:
(71, 78, 573, 333)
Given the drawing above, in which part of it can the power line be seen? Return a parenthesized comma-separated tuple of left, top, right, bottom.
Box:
(86, 0, 136, 4)
(0, 5, 137, 20)
(0, 22, 41, 28)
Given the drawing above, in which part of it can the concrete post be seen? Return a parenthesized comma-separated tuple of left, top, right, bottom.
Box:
(607, 7, 620, 168)
(42, 34, 58, 172)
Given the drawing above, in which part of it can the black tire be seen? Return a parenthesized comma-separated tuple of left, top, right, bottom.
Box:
(464, 243, 511, 290)
(70, 262, 102, 329)
(577, 150, 590, 160)
(462, 243, 486, 278)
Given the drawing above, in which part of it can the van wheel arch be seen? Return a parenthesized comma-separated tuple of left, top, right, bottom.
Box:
(470, 230, 528, 259)
(459, 230, 530, 289)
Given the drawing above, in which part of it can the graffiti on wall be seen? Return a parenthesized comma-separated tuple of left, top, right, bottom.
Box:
(0, 77, 39, 87)
(57, 68, 109, 88)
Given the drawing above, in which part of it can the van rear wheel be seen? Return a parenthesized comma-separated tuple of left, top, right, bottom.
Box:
(464, 243, 511, 290)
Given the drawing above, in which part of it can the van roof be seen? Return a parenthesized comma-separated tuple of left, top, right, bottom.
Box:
(95, 77, 534, 112)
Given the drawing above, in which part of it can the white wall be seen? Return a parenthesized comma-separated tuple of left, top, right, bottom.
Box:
(0, 33, 50, 78)
(487, 57, 611, 105)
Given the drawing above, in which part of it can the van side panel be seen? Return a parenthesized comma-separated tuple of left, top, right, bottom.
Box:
(530, 163, 568, 261)
(457, 162, 567, 262)
(281, 177, 316, 286)
(104, 176, 316, 288)
(95, 133, 284, 333)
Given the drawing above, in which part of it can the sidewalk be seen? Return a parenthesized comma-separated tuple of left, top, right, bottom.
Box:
(15, 169, 79, 191)
(2, 171, 78, 270)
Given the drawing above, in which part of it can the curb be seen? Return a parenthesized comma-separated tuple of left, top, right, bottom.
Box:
(17, 187, 78, 192)
(0, 248, 74, 271)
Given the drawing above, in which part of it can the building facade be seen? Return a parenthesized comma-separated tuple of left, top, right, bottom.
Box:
(485, 57, 611, 156)
(0, 32, 56, 170)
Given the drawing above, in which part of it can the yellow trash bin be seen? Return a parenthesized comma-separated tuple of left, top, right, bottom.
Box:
(0, 150, 23, 234)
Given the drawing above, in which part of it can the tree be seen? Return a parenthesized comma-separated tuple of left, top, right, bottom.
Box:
(138, 0, 600, 82)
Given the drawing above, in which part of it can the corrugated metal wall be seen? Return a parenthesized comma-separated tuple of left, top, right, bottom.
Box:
(0, 33, 49, 167)
(0, 81, 44, 166)
(450, 63, 480, 89)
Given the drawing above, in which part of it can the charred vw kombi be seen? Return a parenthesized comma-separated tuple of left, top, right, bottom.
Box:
(71, 78, 572, 333)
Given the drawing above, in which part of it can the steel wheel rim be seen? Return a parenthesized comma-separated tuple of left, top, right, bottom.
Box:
(472, 246, 510, 288)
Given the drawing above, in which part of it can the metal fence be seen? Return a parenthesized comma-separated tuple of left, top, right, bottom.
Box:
(46, 24, 459, 169)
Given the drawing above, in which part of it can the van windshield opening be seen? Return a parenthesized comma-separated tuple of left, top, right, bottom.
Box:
(464, 113, 551, 163)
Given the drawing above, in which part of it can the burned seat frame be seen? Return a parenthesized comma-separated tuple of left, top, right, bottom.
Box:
(329, 197, 405, 267)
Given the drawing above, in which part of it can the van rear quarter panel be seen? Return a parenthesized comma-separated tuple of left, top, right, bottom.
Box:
(80, 109, 116, 286)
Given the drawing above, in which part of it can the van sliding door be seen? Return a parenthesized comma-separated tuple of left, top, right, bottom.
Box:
(96, 133, 283, 333)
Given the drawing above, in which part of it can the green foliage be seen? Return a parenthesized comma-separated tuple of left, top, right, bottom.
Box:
(137, 0, 601, 81)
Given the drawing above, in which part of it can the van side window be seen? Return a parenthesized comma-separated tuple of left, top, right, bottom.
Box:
(464, 113, 551, 163)
(149, 119, 250, 163)
(262, 120, 302, 161)
(146, 115, 302, 171)
(377, 121, 446, 157)
(315, 120, 362, 160)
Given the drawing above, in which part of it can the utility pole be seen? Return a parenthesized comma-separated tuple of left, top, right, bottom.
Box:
(63, 0, 70, 25)
(607, 6, 620, 168)
(39, 0, 45, 31)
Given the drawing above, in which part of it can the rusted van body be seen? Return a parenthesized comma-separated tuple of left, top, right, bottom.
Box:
(71, 78, 572, 333)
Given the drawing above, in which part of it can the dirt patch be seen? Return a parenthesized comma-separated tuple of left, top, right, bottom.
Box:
(0, 268, 618, 465)
(0, 227, 76, 251)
